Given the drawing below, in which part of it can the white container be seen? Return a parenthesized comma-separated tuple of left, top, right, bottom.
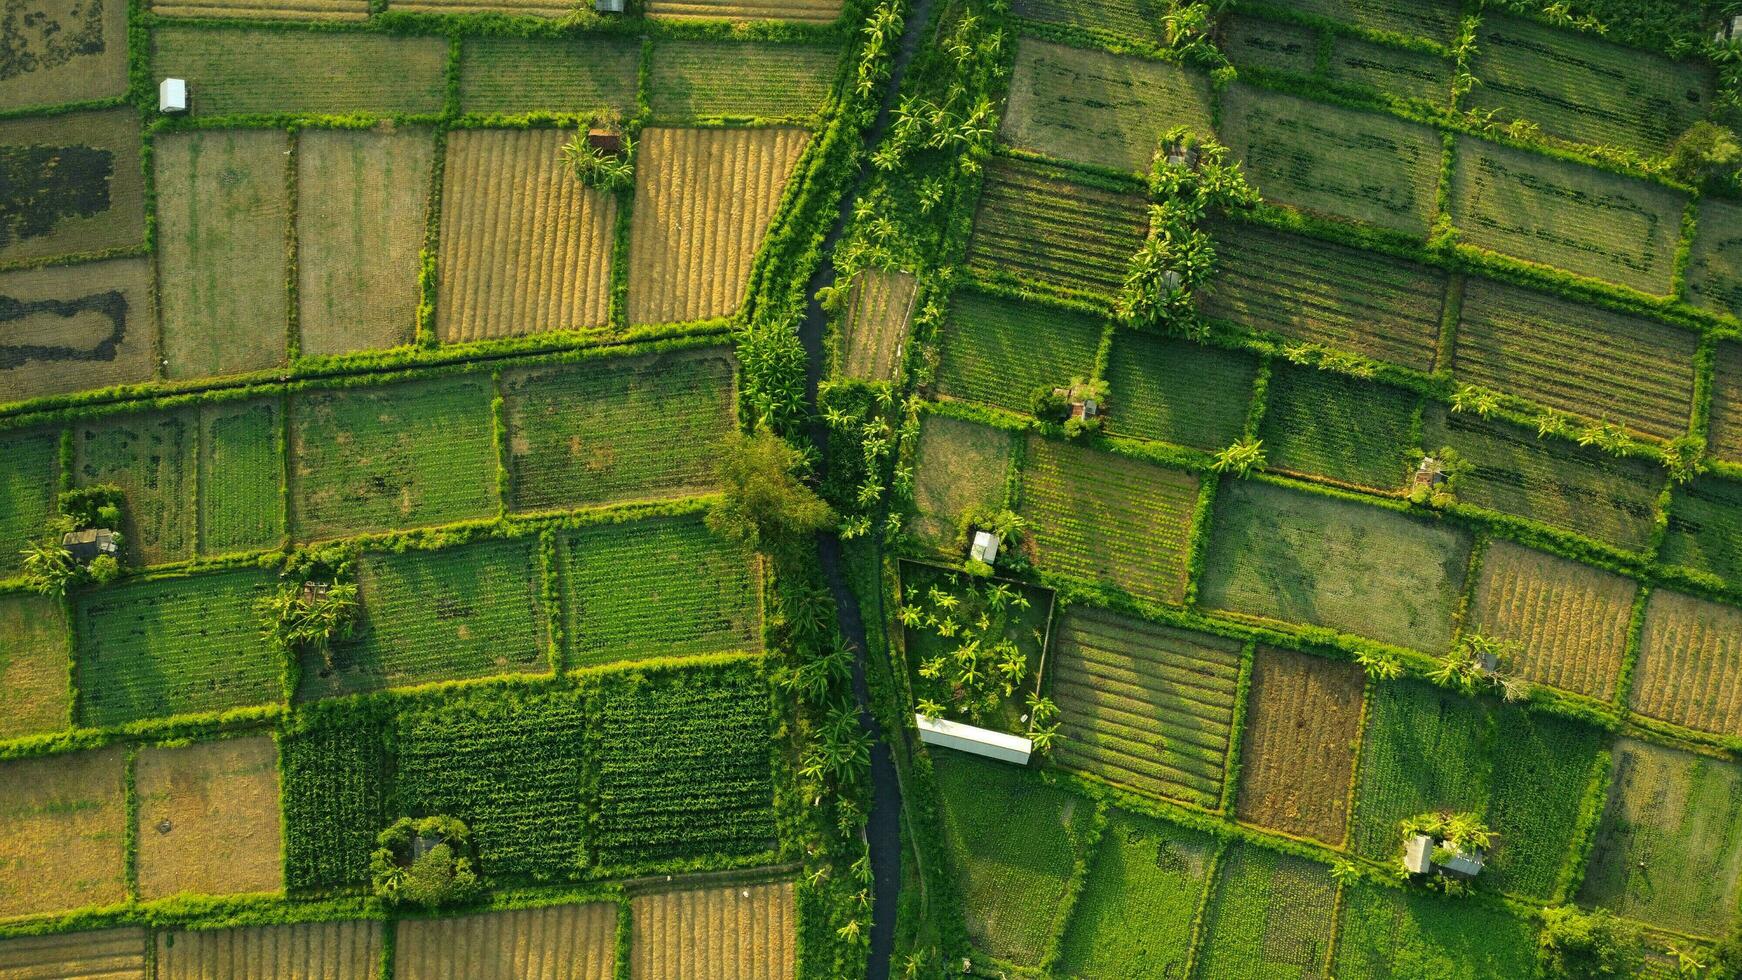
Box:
(159, 78, 188, 114)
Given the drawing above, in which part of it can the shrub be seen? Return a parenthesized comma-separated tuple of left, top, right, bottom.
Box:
(58, 486, 124, 532)
(20, 537, 80, 597)
(561, 131, 635, 193)
(370, 815, 480, 908)
(257, 579, 360, 670)
(1537, 905, 1642, 979)
(706, 429, 836, 564)
(1667, 121, 1740, 185)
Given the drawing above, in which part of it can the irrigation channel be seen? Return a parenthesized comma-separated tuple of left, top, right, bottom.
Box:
(798, 0, 938, 974)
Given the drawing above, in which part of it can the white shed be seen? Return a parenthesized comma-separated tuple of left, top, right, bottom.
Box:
(916, 714, 1032, 765)
(969, 530, 1000, 565)
(159, 78, 188, 114)
(1403, 833, 1434, 875)
(595, 0, 624, 11)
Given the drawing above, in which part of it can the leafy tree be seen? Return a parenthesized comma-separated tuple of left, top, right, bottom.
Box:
(371, 815, 480, 908)
(257, 580, 360, 670)
(1538, 905, 1642, 978)
(706, 429, 836, 561)
(1667, 121, 1741, 185)
(1211, 438, 1266, 477)
(560, 131, 635, 192)
(20, 537, 79, 597)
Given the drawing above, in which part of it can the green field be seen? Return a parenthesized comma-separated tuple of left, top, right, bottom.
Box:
(152, 27, 447, 116)
(1055, 810, 1213, 980)
(1018, 436, 1200, 604)
(1328, 34, 1452, 105)
(199, 399, 284, 555)
(964, 158, 1149, 298)
(935, 291, 1103, 415)
(0, 428, 58, 577)
(1285, 0, 1458, 41)
(648, 40, 839, 120)
(503, 350, 736, 513)
(1010, 0, 1161, 41)
(0, 594, 68, 740)
(559, 515, 762, 667)
(290, 374, 498, 540)
(1199, 479, 1470, 651)
(1194, 843, 1337, 979)
(1103, 332, 1257, 451)
(75, 408, 197, 565)
(1333, 884, 1539, 979)
(1219, 14, 1316, 77)
(298, 537, 550, 701)
(1257, 364, 1419, 489)
(1714, 342, 1742, 463)
(1450, 135, 1687, 296)
(908, 412, 1012, 547)
(458, 35, 640, 116)
(281, 717, 386, 892)
(1202, 221, 1447, 372)
(1686, 198, 1742, 320)
(74, 568, 279, 727)
(1661, 476, 1742, 588)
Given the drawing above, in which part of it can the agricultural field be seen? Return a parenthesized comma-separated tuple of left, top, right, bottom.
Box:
(625, 126, 810, 325)
(838, 268, 917, 381)
(1328, 34, 1452, 106)
(1054, 810, 1213, 980)
(156, 921, 383, 979)
(390, 0, 568, 17)
(1660, 476, 1742, 587)
(935, 290, 1103, 414)
(397, 903, 614, 980)
(1285, 0, 1459, 41)
(964, 158, 1149, 298)
(1048, 606, 1243, 808)
(0, 746, 126, 918)
(1465, 539, 1638, 700)
(458, 36, 641, 116)
(134, 737, 284, 900)
(1452, 279, 1697, 440)
(151, 0, 367, 18)
(0, 594, 67, 739)
(198, 398, 285, 555)
(1199, 479, 1471, 652)
(1219, 84, 1442, 237)
(1629, 589, 1742, 738)
(630, 882, 795, 980)
(1685, 198, 1742, 320)
(1201, 220, 1447, 372)
(0, 257, 154, 404)
(437, 128, 619, 343)
(1236, 645, 1365, 846)
(1218, 14, 1316, 77)
(1017, 436, 1201, 604)
(1332, 884, 1540, 979)
(0, 428, 59, 576)
(1712, 341, 1742, 463)
(0, 928, 145, 977)
(0, 0, 128, 110)
(0, 110, 143, 266)
(1577, 738, 1742, 936)
(1011, 0, 1160, 39)
(644, 0, 841, 22)
(908, 412, 1011, 547)
(151, 28, 448, 117)
(1000, 40, 1214, 174)
(648, 40, 840, 121)
(1449, 135, 1687, 296)
(74, 407, 198, 565)
(1102, 331, 1257, 451)
(1257, 364, 1419, 490)
(280, 718, 387, 892)
(1193, 843, 1337, 980)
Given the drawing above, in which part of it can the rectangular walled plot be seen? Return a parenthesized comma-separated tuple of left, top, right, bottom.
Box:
(1194, 844, 1338, 979)
(1686, 198, 1742, 320)
(75, 407, 198, 565)
(135, 737, 284, 900)
(199, 398, 285, 555)
(1286, 0, 1459, 42)
(936, 290, 1103, 415)
(0, 257, 153, 406)
(1333, 883, 1540, 979)
(648, 40, 840, 121)
(964, 158, 1149, 299)
(630, 882, 795, 980)
(644, 0, 839, 22)
(156, 921, 383, 979)
(1011, 0, 1163, 40)
(0, 110, 143, 265)
(1707, 342, 1742, 463)
(1054, 811, 1212, 979)
(152, 0, 366, 19)
(280, 719, 386, 892)
(397, 904, 615, 980)
(1629, 590, 1742, 738)
(0, 594, 69, 740)
(0, 928, 145, 979)
(459, 36, 641, 117)
(908, 413, 1011, 548)
(1466, 539, 1637, 701)
(0, 0, 128, 110)
(839, 268, 917, 381)
(152, 27, 447, 116)
(1236, 646, 1364, 846)
(1257, 365, 1419, 490)
(1103, 331, 1258, 451)
(1660, 476, 1742, 589)
(0, 747, 128, 918)
(0, 428, 58, 577)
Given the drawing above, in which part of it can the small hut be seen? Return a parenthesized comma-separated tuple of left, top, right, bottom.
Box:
(586, 128, 625, 156)
(1718, 14, 1742, 42)
(969, 530, 1000, 565)
(1403, 832, 1485, 880)
(1412, 456, 1448, 493)
(1161, 138, 1198, 170)
(61, 528, 118, 562)
(1052, 382, 1101, 421)
(595, 0, 625, 12)
(300, 580, 330, 606)
(159, 78, 188, 114)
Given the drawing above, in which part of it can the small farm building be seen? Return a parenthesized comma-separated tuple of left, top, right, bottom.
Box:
(159, 78, 188, 114)
(1412, 456, 1448, 492)
(595, 0, 625, 11)
(62, 528, 118, 561)
(970, 530, 1000, 565)
(916, 714, 1032, 765)
(1719, 14, 1742, 42)
(1403, 833, 1434, 874)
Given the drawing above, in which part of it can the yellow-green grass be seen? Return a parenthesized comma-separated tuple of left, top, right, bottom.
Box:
(649, 40, 840, 121)
(0, 594, 68, 740)
(1577, 738, 1742, 937)
(909, 412, 1011, 548)
(1284, 0, 1459, 41)
(153, 0, 365, 18)
(933, 752, 1095, 967)
(502, 348, 736, 513)
(459, 36, 641, 116)
(1422, 405, 1665, 553)
(1103, 331, 1257, 451)
(936, 290, 1103, 415)
(1661, 475, 1742, 589)
(289, 374, 497, 540)
(1468, 15, 1710, 156)
(626, 126, 810, 325)
(1054, 810, 1212, 980)
(0, 428, 58, 577)
(0, 110, 143, 265)
(0, 746, 126, 918)
(297, 128, 433, 357)
(1202, 220, 1447, 371)
(136, 737, 283, 900)
(1219, 14, 1317, 77)
(1629, 589, 1742, 739)
(1333, 883, 1540, 979)
(1194, 843, 1337, 980)
(0, 257, 153, 406)
(437, 128, 618, 343)
(1711, 341, 1742, 463)
(157, 921, 381, 978)
(1200, 479, 1470, 651)
(1450, 135, 1687, 296)
(644, 0, 840, 22)
(1453, 278, 1696, 440)
(75, 407, 197, 565)
(1236, 645, 1365, 846)
(629, 883, 795, 979)
(1686, 198, 1742, 320)
(155, 129, 289, 381)
(390, 0, 567, 16)
(1220, 83, 1441, 236)
(75, 567, 279, 727)
(1018, 435, 1200, 604)
(838, 267, 917, 381)
(1000, 39, 1213, 175)
(1257, 364, 1419, 490)
(1328, 34, 1452, 106)
(0, 928, 145, 978)
(152, 27, 447, 117)
(1466, 539, 1637, 701)
(964, 157, 1149, 298)
(199, 398, 285, 555)
(398, 904, 613, 980)
(1050, 606, 1242, 808)
(299, 538, 550, 702)
(1011, 0, 1163, 41)
(0, 0, 127, 110)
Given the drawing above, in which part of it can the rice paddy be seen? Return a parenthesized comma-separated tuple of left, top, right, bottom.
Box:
(648, 40, 840, 121)
(838, 268, 917, 381)
(458, 36, 641, 116)
(1465, 539, 1638, 700)
(964, 157, 1149, 298)
(1629, 589, 1742, 738)
(0, 594, 68, 740)
(74, 407, 198, 565)
(935, 290, 1103, 415)
(0, 257, 154, 406)
(0, 110, 143, 265)
(1257, 364, 1419, 490)
(1102, 331, 1258, 451)
(629, 883, 795, 979)
(397, 904, 613, 980)
(0, 0, 128, 110)
(1236, 645, 1365, 845)
(134, 737, 284, 900)
(0, 747, 126, 918)
(151, 27, 447, 117)
(908, 412, 1011, 547)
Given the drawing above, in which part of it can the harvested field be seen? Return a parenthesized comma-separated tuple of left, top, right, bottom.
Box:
(135, 737, 283, 900)
(1629, 589, 1742, 738)
(459, 36, 641, 116)
(1712, 342, 1742, 463)
(936, 291, 1103, 414)
(1333, 884, 1540, 979)
(0, 594, 68, 740)
(75, 407, 197, 565)
(1236, 646, 1364, 846)
(152, 28, 447, 117)
(1103, 331, 1257, 451)
(155, 129, 289, 381)
(630, 882, 794, 979)
(0, 428, 58, 577)
(0, 257, 153, 406)
(1220, 83, 1441, 236)
(1055, 811, 1212, 980)
(1199, 479, 1471, 652)
(199, 399, 284, 555)
(1450, 135, 1687, 295)
(0, 110, 143, 265)
(645, 0, 840, 22)
(0, 928, 145, 978)
(502, 349, 736, 512)
(838, 268, 916, 381)
(626, 127, 809, 325)
(1257, 364, 1419, 489)
(398, 904, 614, 980)
(1287, 0, 1458, 41)
(1662, 476, 1742, 587)
(152, 0, 365, 19)
(1328, 35, 1452, 105)
(649, 41, 839, 120)
(156, 921, 382, 979)
(964, 158, 1149, 298)
(1012, 0, 1162, 40)
(1050, 607, 1243, 808)
(297, 128, 432, 357)
(391, 0, 568, 16)
(0, 0, 127, 110)
(1686, 198, 1742, 320)
(1000, 40, 1214, 174)
(1466, 539, 1638, 700)
(1219, 15, 1316, 77)
(1018, 435, 1200, 604)
(437, 129, 618, 343)
(1578, 738, 1742, 936)
(1194, 844, 1337, 980)
(1453, 279, 1697, 439)
(909, 412, 1011, 547)
(1202, 220, 1447, 371)
(0, 747, 126, 918)
(289, 374, 497, 540)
